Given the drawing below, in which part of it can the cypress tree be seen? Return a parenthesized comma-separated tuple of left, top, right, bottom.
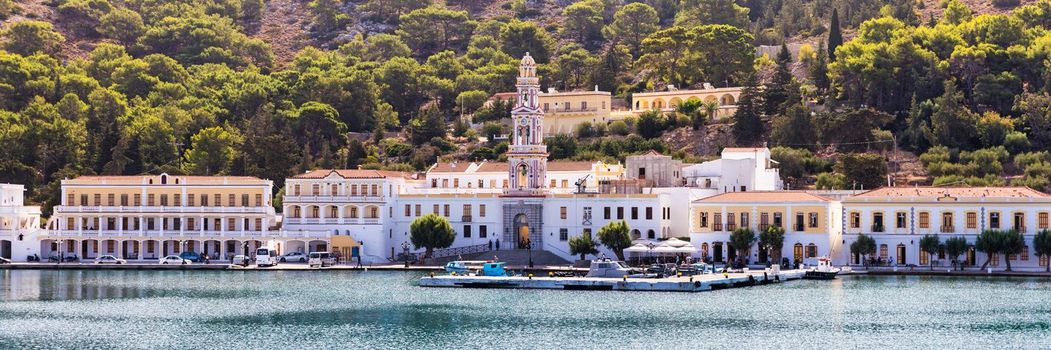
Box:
(764, 43, 794, 116)
(732, 75, 764, 145)
(810, 41, 830, 91)
(828, 8, 842, 62)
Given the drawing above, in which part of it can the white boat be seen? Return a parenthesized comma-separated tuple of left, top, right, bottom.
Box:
(585, 259, 643, 278)
(803, 257, 840, 280)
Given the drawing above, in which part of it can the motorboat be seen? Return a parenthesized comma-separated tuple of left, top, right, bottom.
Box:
(445, 261, 469, 274)
(481, 262, 508, 277)
(585, 259, 642, 278)
(803, 257, 840, 280)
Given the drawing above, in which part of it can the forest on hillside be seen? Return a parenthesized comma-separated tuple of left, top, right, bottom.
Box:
(1, 0, 1051, 214)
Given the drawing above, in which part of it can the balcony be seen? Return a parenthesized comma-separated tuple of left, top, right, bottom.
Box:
(283, 217, 382, 225)
(1015, 225, 1027, 233)
(461, 216, 473, 223)
(54, 205, 271, 214)
(44, 229, 302, 239)
(940, 225, 954, 233)
(713, 223, 723, 231)
(871, 224, 885, 233)
(281, 195, 385, 203)
(726, 223, 737, 231)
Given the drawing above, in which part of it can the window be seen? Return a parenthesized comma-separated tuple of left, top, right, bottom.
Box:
(1022, 246, 1029, 261)
(920, 250, 929, 265)
(1014, 212, 1026, 232)
(918, 212, 930, 229)
(773, 212, 782, 227)
(583, 207, 592, 225)
(873, 213, 884, 232)
(646, 207, 653, 220)
(463, 204, 472, 219)
(850, 212, 860, 228)
(560, 206, 567, 220)
(66, 194, 74, 206)
(120, 194, 129, 206)
(1040, 212, 1049, 229)
(311, 184, 320, 195)
(550, 179, 557, 188)
(700, 212, 709, 228)
(93, 194, 101, 206)
(942, 212, 954, 232)
(147, 194, 155, 206)
(293, 184, 300, 196)
(107, 194, 114, 206)
(415, 204, 421, 216)
(896, 212, 907, 229)
(160, 194, 168, 206)
(559, 228, 568, 241)
(740, 213, 749, 228)
(795, 213, 805, 231)
(966, 212, 977, 229)
(617, 207, 624, 220)
(759, 213, 769, 231)
(604, 207, 611, 220)
(213, 194, 221, 207)
(713, 213, 722, 231)
(241, 194, 249, 206)
(228, 194, 236, 206)
(808, 213, 818, 228)
(479, 225, 487, 238)
(331, 184, 338, 196)
(443, 204, 450, 217)
(352, 184, 360, 196)
(255, 194, 263, 206)
(463, 225, 471, 238)
(433, 204, 439, 214)
(990, 212, 1001, 229)
(806, 244, 817, 258)
(726, 213, 736, 230)
(134, 194, 141, 206)
(480, 205, 486, 217)
(631, 207, 638, 220)
(404, 204, 411, 216)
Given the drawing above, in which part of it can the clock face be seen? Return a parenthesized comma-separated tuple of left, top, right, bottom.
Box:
(519, 118, 529, 126)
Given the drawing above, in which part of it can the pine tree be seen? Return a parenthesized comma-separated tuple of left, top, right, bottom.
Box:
(828, 8, 842, 62)
(733, 75, 764, 145)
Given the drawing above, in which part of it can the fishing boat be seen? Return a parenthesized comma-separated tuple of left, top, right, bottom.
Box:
(481, 262, 508, 277)
(444, 261, 469, 274)
(585, 259, 644, 278)
(803, 257, 840, 280)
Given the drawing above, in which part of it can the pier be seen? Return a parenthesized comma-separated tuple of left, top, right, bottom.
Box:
(418, 269, 808, 292)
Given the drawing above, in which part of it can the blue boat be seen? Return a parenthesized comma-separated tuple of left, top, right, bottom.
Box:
(444, 261, 469, 274)
(481, 262, 508, 277)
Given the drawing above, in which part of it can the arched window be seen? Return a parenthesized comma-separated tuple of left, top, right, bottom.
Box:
(806, 243, 817, 258)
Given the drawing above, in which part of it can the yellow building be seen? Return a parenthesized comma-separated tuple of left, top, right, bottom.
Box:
(689, 191, 842, 264)
(631, 86, 743, 119)
(43, 173, 325, 261)
(491, 89, 613, 135)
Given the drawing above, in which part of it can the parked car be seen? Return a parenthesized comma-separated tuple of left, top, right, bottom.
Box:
(179, 251, 202, 263)
(94, 255, 126, 264)
(280, 252, 307, 263)
(231, 255, 250, 266)
(308, 252, 335, 268)
(159, 255, 189, 265)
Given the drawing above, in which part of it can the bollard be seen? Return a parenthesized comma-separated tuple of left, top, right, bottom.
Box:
(429, 272, 435, 278)
(528, 273, 534, 280)
(677, 272, 682, 277)
(451, 271, 457, 276)
(623, 275, 627, 282)
(689, 276, 693, 283)
(548, 271, 554, 277)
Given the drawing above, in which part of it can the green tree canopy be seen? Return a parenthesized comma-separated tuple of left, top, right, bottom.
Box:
(597, 220, 632, 261)
(410, 213, 456, 259)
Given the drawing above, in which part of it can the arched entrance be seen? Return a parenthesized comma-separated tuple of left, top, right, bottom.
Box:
(793, 243, 803, 263)
(896, 243, 906, 265)
(517, 163, 528, 188)
(514, 214, 530, 249)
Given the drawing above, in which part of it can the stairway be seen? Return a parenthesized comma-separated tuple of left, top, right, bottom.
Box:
(441, 249, 571, 266)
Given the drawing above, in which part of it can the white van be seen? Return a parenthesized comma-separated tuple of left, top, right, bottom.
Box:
(256, 247, 280, 267)
(308, 252, 335, 268)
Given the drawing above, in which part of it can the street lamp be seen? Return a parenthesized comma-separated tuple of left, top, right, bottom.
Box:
(526, 238, 534, 268)
(401, 241, 410, 268)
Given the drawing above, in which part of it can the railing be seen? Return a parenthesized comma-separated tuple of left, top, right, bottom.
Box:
(759, 224, 769, 231)
(461, 216, 473, 223)
(1015, 226, 1027, 233)
(284, 218, 382, 225)
(44, 229, 331, 239)
(281, 195, 385, 203)
(940, 225, 954, 233)
(871, 224, 885, 233)
(54, 206, 271, 214)
(713, 223, 723, 231)
(417, 243, 491, 260)
(726, 223, 737, 231)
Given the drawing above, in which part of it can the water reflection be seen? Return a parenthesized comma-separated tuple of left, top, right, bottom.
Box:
(2, 271, 1051, 349)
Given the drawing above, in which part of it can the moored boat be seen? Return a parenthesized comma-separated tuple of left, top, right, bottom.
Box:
(803, 257, 840, 280)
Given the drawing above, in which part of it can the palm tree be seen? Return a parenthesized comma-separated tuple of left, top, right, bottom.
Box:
(1000, 230, 1025, 272)
(975, 229, 1003, 270)
(943, 236, 969, 271)
(1034, 229, 1051, 272)
(850, 234, 877, 267)
(702, 100, 719, 121)
(919, 234, 941, 271)
(758, 225, 785, 264)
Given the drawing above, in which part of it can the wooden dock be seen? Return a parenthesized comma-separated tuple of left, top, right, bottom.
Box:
(418, 269, 808, 292)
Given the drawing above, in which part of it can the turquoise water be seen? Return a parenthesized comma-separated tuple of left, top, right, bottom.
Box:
(1, 270, 1050, 349)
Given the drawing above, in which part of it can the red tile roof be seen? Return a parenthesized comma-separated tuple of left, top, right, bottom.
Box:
(851, 187, 1049, 199)
(697, 191, 832, 203)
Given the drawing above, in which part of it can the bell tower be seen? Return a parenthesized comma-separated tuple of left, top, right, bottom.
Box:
(506, 53, 547, 197)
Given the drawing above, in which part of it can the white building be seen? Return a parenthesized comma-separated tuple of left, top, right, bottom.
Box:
(0, 184, 43, 261)
(841, 187, 1051, 269)
(682, 147, 783, 192)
